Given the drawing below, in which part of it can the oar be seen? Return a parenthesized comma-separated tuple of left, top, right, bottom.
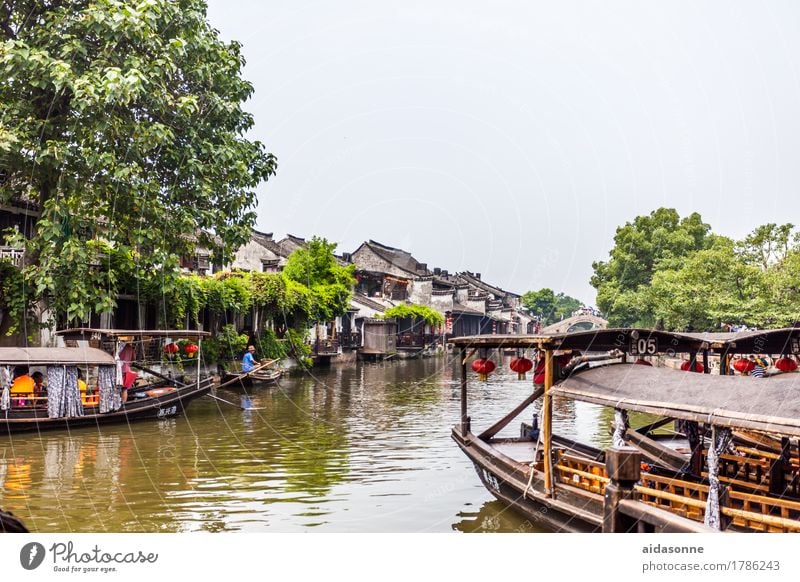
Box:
(216, 360, 276, 390)
(130, 362, 264, 410)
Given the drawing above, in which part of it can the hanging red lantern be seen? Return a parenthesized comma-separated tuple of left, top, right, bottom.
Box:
(164, 343, 179, 356)
(680, 360, 704, 373)
(775, 357, 798, 373)
(184, 343, 199, 359)
(509, 357, 533, 380)
(733, 358, 755, 374)
(471, 358, 496, 381)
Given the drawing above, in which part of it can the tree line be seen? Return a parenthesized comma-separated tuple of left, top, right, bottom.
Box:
(592, 208, 800, 331)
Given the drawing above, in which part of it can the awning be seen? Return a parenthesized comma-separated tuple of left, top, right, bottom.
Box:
(0, 347, 115, 366)
(552, 363, 800, 437)
(55, 328, 211, 340)
(448, 327, 800, 355)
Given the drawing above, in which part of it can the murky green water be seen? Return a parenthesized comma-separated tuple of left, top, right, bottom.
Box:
(0, 356, 617, 533)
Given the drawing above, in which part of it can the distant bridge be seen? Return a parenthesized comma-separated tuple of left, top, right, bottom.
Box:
(539, 314, 609, 335)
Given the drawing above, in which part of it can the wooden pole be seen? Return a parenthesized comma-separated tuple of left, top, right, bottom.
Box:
(478, 386, 545, 440)
(603, 446, 642, 532)
(460, 347, 469, 435)
(703, 349, 710, 374)
(543, 348, 554, 496)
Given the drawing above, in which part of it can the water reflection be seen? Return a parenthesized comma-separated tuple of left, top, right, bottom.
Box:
(0, 356, 624, 532)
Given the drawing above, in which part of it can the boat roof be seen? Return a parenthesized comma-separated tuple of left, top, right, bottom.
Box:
(0, 347, 115, 366)
(448, 327, 800, 355)
(552, 363, 800, 437)
(55, 328, 211, 339)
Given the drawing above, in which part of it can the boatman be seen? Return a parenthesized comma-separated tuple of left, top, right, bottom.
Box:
(242, 345, 257, 373)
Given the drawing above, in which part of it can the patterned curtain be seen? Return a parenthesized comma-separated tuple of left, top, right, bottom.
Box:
(703, 425, 733, 530)
(46, 366, 84, 419)
(0, 365, 11, 412)
(613, 408, 629, 447)
(98, 365, 122, 413)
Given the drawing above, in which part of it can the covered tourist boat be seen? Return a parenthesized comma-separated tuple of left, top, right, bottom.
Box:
(0, 329, 214, 434)
(450, 328, 800, 533)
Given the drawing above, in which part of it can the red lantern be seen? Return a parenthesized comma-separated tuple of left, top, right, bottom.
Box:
(509, 357, 533, 380)
(680, 361, 704, 373)
(184, 343, 199, 359)
(733, 358, 755, 374)
(471, 358, 496, 381)
(775, 357, 798, 373)
(164, 343, 179, 356)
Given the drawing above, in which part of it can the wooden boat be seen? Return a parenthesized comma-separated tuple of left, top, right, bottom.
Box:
(220, 366, 282, 389)
(0, 329, 214, 434)
(450, 327, 800, 533)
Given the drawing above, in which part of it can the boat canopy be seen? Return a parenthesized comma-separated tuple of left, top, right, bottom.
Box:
(552, 363, 800, 437)
(449, 327, 800, 355)
(0, 347, 115, 366)
(55, 328, 211, 340)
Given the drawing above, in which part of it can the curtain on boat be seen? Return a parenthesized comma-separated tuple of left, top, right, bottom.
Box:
(612, 408, 629, 447)
(703, 425, 733, 530)
(0, 365, 11, 412)
(46, 366, 84, 418)
(98, 365, 121, 413)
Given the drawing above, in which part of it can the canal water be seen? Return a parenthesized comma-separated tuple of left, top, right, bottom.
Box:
(0, 356, 616, 533)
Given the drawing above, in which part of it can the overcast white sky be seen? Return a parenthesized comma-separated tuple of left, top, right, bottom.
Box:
(206, 1, 800, 304)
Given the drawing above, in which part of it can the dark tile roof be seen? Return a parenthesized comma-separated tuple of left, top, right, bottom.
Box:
(458, 272, 520, 299)
(352, 293, 387, 312)
(451, 303, 484, 316)
(361, 240, 430, 277)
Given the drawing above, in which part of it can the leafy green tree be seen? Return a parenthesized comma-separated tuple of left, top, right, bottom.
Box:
(591, 208, 711, 326)
(0, 0, 276, 323)
(645, 236, 765, 330)
(521, 288, 583, 325)
(283, 237, 355, 323)
(737, 223, 797, 271)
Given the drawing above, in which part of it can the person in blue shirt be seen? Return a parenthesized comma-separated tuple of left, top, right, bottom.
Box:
(242, 345, 257, 373)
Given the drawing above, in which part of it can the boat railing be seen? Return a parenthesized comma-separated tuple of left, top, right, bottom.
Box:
(637, 472, 800, 532)
(557, 447, 800, 532)
(555, 451, 609, 495)
(699, 448, 800, 498)
(7, 391, 101, 408)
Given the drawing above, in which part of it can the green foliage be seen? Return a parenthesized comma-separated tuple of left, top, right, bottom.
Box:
(284, 328, 312, 367)
(381, 303, 445, 326)
(201, 273, 253, 314)
(0, 261, 31, 335)
(591, 208, 712, 326)
(521, 288, 583, 325)
(737, 223, 797, 271)
(201, 324, 249, 365)
(253, 328, 288, 361)
(594, 211, 800, 331)
(646, 236, 766, 330)
(0, 0, 276, 322)
(283, 237, 355, 323)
